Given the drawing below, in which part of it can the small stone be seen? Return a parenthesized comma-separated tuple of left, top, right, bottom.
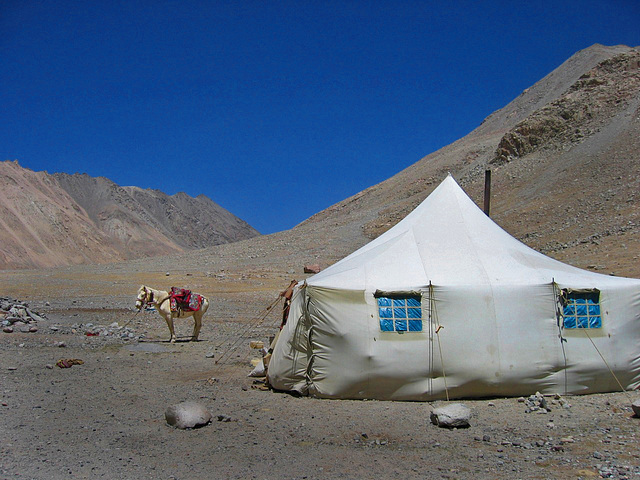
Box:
(3, 326, 13, 333)
(45, 364, 54, 369)
(217, 414, 232, 422)
(631, 399, 640, 417)
(165, 401, 212, 429)
(430, 403, 471, 429)
(29, 326, 38, 333)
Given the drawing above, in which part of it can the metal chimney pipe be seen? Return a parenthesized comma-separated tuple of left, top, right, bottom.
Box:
(483, 169, 491, 216)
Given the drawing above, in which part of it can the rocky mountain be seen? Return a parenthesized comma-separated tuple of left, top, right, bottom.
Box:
(0, 161, 260, 269)
(3, 44, 638, 278)
(295, 43, 640, 278)
(184, 44, 639, 280)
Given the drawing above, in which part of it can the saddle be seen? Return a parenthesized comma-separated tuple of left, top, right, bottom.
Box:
(169, 287, 203, 313)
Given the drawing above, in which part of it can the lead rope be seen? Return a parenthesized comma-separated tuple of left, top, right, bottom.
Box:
(122, 308, 141, 329)
(430, 282, 449, 401)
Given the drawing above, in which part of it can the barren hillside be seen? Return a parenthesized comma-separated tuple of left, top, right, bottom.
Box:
(1, 44, 640, 480)
(266, 44, 640, 279)
(0, 162, 260, 269)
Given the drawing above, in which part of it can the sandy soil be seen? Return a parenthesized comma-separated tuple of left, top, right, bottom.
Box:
(1, 265, 639, 480)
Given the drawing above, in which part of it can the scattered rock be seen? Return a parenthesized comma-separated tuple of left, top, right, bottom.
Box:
(0, 297, 47, 330)
(631, 399, 640, 417)
(523, 392, 552, 413)
(430, 403, 471, 429)
(303, 264, 322, 274)
(165, 401, 212, 429)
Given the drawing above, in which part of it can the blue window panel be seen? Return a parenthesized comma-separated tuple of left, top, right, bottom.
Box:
(576, 316, 589, 328)
(575, 304, 588, 316)
(564, 317, 577, 329)
(588, 304, 600, 316)
(408, 320, 422, 331)
(380, 319, 394, 331)
(589, 316, 602, 328)
(407, 297, 421, 307)
(378, 297, 392, 307)
(563, 304, 576, 316)
(377, 295, 423, 332)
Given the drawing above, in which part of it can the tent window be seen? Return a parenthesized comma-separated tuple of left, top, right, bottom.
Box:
(562, 290, 602, 329)
(377, 295, 423, 332)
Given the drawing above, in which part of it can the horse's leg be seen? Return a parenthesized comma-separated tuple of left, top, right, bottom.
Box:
(162, 311, 177, 343)
(191, 312, 202, 342)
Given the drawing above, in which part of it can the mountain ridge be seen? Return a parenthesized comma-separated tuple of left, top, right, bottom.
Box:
(0, 161, 260, 269)
(196, 43, 639, 280)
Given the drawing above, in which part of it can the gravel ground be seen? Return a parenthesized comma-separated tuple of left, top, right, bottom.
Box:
(1, 263, 640, 480)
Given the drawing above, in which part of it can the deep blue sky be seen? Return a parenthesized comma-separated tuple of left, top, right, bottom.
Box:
(2, 1, 639, 234)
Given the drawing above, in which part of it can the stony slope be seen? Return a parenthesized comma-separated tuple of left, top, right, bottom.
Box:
(0, 161, 260, 269)
(289, 44, 640, 278)
(0, 161, 121, 269)
(168, 44, 640, 280)
(54, 172, 259, 250)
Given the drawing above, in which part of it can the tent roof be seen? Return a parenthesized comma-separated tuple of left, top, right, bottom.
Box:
(309, 175, 637, 291)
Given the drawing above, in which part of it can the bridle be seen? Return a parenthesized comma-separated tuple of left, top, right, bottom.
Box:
(137, 288, 155, 310)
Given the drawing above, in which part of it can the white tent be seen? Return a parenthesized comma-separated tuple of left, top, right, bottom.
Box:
(268, 175, 640, 400)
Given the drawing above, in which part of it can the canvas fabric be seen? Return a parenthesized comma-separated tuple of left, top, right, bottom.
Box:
(268, 175, 640, 400)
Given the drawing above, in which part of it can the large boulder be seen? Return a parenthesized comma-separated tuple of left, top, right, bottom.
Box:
(430, 403, 471, 428)
(165, 401, 212, 429)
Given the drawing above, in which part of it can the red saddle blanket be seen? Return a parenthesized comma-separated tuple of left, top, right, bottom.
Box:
(169, 287, 203, 312)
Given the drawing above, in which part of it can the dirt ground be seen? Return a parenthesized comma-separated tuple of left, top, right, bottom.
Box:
(1, 265, 639, 480)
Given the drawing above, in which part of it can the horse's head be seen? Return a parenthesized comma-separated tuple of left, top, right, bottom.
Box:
(135, 285, 149, 310)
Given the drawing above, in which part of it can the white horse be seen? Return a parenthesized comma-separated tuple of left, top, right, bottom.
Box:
(135, 285, 209, 343)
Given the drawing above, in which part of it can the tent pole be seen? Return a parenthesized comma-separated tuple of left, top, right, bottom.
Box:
(553, 280, 569, 396)
(483, 169, 492, 216)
